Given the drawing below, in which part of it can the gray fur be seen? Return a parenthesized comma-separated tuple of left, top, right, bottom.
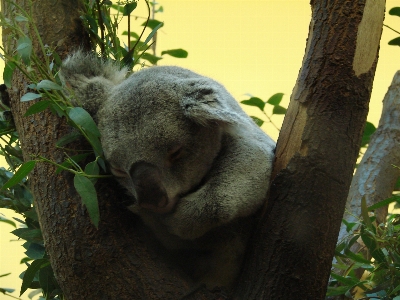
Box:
(60, 51, 276, 288)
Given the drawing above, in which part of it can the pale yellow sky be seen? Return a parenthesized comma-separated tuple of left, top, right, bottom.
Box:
(1, 1, 400, 298)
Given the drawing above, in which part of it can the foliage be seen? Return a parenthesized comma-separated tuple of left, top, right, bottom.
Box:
(386, 7, 400, 47)
(240, 93, 286, 131)
(0, 0, 187, 299)
(328, 195, 400, 299)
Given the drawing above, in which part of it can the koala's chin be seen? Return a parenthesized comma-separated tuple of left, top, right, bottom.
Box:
(60, 51, 276, 289)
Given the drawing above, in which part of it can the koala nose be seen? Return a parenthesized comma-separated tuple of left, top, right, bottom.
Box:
(130, 161, 170, 213)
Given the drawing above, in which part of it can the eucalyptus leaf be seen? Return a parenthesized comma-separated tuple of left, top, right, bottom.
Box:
(20, 259, 49, 296)
(2, 161, 36, 190)
(272, 105, 287, 115)
(16, 36, 32, 65)
(388, 37, 400, 46)
(161, 49, 188, 58)
(123, 2, 137, 15)
(0, 216, 16, 227)
(56, 131, 82, 148)
(251, 116, 264, 127)
(68, 107, 100, 137)
(24, 100, 51, 116)
(241, 97, 265, 111)
(3, 61, 16, 88)
(74, 175, 99, 228)
(20, 93, 42, 102)
(15, 15, 28, 22)
(142, 22, 163, 47)
(36, 80, 62, 91)
(141, 19, 164, 30)
(267, 93, 284, 106)
(389, 7, 400, 17)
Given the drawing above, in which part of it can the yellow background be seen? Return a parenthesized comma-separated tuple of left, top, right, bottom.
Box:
(1, 1, 399, 298)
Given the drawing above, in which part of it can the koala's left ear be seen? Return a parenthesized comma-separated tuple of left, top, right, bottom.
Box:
(180, 78, 245, 126)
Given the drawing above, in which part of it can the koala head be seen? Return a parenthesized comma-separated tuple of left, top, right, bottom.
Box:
(64, 64, 250, 214)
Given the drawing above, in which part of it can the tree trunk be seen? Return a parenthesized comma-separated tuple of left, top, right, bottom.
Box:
(235, 0, 385, 299)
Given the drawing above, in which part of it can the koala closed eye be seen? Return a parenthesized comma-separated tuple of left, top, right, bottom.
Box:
(110, 166, 129, 178)
(167, 145, 184, 164)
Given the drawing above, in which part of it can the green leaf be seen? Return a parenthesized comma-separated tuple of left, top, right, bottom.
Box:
(123, 2, 137, 15)
(15, 15, 28, 22)
(361, 196, 373, 230)
(16, 36, 32, 65)
(20, 259, 49, 296)
(21, 93, 42, 102)
(251, 116, 264, 127)
(272, 105, 287, 115)
(326, 285, 352, 297)
(2, 161, 36, 190)
(25, 243, 45, 260)
(12, 228, 42, 243)
(39, 264, 58, 297)
(161, 49, 188, 58)
(24, 100, 51, 116)
(56, 131, 82, 147)
(3, 61, 16, 88)
(389, 7, 400, 17)
(36, 80, 62, 91)
(140, 52, 162, 64)
(85, 161, 99, 184)
(86, 130, 103, 157)
(122, 31, 140, 39)
(388, 37, 400, 46)
(68, 107, 100, 137)
(85, 161, 99, 176)
(55, 153, 90, 174)
(343, 247, 371, 264)
(142, 22, 164, 47)
(368, 196, 400, 211)
(141, 19, 164, 30)
(360, 230, 386, 264)
(0, 215, 16, 227)
(74, 175, 99, 227)
(241, 97, 265, 111)
(330, 273, 359, 286)
(267, 93, 284, 106)
(361, 121, 376, 147)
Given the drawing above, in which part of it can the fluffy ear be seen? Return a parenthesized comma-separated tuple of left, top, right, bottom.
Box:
(180, 78, 246, 126)
(59, 51, 127, 117)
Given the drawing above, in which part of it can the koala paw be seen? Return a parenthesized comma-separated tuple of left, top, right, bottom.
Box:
(164, 197, 215, 240)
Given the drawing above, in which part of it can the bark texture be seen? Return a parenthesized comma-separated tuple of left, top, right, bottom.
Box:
(338, 70, 400, 243)
(235, 0, 385, 299)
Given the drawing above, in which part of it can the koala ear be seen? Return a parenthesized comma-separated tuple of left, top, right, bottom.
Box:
(180, 79, 245, 126)
(59, 51, 127, 117)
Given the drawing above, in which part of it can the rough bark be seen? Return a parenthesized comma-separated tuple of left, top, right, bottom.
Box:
(235, 1, 385, 299)
(338, 70, 400, 244)
(331, 71, 400, 299)
(3, 1, 217, 299)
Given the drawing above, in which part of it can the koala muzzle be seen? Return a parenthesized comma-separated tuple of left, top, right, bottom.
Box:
(130, 161, 175, 214)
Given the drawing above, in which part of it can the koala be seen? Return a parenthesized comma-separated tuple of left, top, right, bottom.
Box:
(59, 51, 276, 289)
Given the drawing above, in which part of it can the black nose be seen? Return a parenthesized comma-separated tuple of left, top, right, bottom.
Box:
(129, 161, 168, 210)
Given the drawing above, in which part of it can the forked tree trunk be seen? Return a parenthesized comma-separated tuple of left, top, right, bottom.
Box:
(2, 0, 385, 299)
(235, 0, 385, 299)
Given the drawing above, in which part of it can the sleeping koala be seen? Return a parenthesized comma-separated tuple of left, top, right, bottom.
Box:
(59, 51, 276, 289)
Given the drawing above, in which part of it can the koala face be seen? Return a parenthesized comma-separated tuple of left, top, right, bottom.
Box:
(97, 74, 224, 214)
